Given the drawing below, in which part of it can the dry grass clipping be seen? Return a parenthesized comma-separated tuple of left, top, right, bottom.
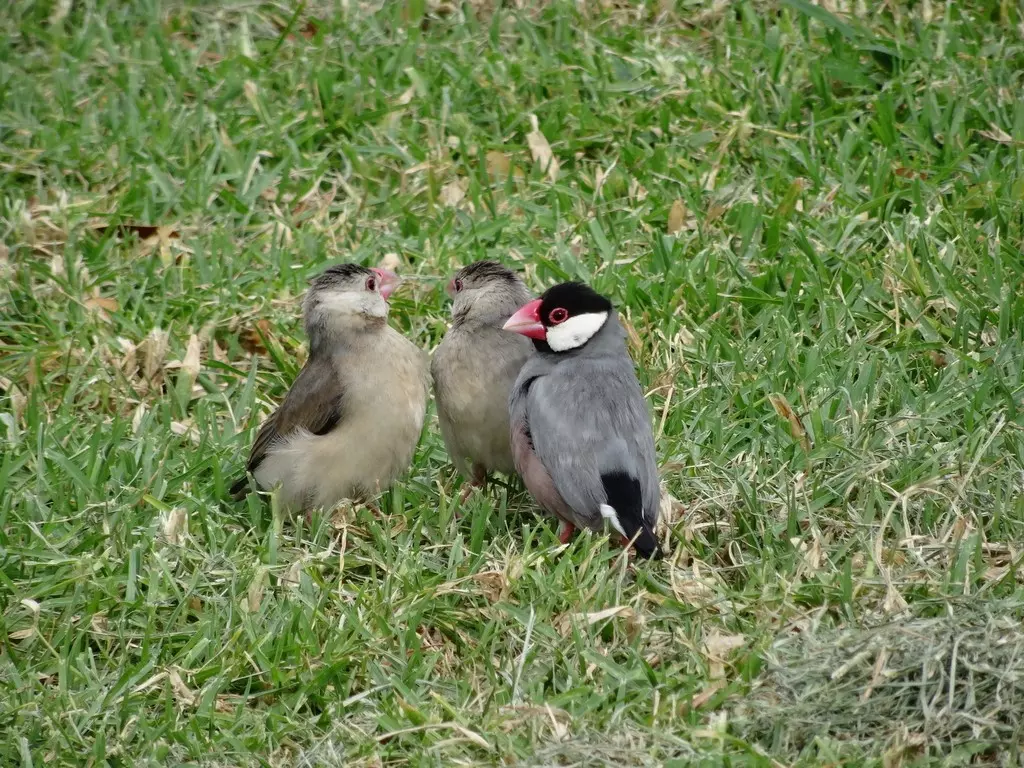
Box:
(736, 607, 1024, 759)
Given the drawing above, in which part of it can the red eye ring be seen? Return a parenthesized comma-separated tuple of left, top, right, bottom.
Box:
(453, 279, 464, 292)
(366, 276, 377, 292)
(548, 307, 569, 325)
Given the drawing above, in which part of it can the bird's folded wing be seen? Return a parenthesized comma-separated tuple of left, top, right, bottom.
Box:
(526, 361, 658, 529)
(246, 356, 346, 476)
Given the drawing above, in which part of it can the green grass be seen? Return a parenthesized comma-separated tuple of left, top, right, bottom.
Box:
(2, 0, 1024, 764)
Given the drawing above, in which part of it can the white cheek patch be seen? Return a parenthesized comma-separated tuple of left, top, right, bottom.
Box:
(319, 290, 364, 314)
(546, 311, 608, 351)
(320, 290, 386, 318)
(599, 503, 627, 538)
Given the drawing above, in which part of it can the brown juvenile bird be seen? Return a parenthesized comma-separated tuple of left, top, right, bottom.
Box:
(431, 261, 533, 500)
(231, 263, 429, 512)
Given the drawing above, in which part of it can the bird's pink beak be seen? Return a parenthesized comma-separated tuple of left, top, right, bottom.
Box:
(371, 268, 400, 301)
(502, 299, 546, 340)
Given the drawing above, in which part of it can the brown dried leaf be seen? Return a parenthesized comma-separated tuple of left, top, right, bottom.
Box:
(84, 295, 118, 320)
(245, 570, 266, 613)
(99, 223, 180, 241)
(703, 631, 745, 679)
(690, 679, 726, 710)
(882, 581, 908, 614)
(894, 166, 929, 180)
(768, 393, 811, 451)
(439, 178, 468, 208)
(579, 605, 635, 625)
(168, 667, 197, 707)
(791, 535, 824, 575)
(485, 150, 513, 179)
(471, 571, 507, 602)
(977, 125, 1014, 144)
(163, 507, 188, 546)
(243, 80, 260, 113)
(282, 560, 303, 589)
(526, 114, 559, 182)
(215, 695, 240, 713)
(667, 199, 687, 234)
(181, 334, 201, 389)
(10, 598, 41, 641)
(394, 86, 416, 106)
(131, 671, 167, 694)
(657, 485, 684, 546)
(117, 337, 138, 377)
(140, 328, 169, 383)
(705, 202, 727, 224)
(0, 377, 27, 426)
(170, 420, 201, 444)
(239, 319, 272, 356)
(49, 0, 72, 25)
(629, 177, 648, 203)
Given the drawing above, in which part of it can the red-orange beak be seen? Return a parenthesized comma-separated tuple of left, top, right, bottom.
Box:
(370, 268, 400, 301)
(502, 298, 546, 340)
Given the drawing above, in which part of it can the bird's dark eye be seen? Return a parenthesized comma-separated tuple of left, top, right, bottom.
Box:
(549, 307, 569, 325)
(366, 276, 377, 292)
(453, 279, 464, 293)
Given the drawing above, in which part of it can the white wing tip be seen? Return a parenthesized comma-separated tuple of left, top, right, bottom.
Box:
(599, 504, 627, 537)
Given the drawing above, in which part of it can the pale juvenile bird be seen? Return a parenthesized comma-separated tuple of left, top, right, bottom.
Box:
(504, 281, 662, 558)
(230, 263, 429, 512)
(431, 261, 533, 500)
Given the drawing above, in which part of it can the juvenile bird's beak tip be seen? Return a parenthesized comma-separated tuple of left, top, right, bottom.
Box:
(502, 298, 546, 340)
(371, 267, 400, 301)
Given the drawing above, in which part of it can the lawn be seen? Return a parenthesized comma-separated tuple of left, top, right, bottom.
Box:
(2, 0, 1023, 765)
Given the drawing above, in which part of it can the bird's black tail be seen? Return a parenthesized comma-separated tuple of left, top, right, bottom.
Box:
(229, 475, 250, 501)
(600, 470, 662, 559)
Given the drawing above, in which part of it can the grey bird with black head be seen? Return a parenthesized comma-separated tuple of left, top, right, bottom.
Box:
(230, 263, 429, 512)
(431, 260, 533, 500)
(503, 281, 662, 558)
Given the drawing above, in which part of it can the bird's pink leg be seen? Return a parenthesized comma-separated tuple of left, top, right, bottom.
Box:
(458, 465, 487, 505)
(559, 522, 576, 544)
(458, 482, 482, 504)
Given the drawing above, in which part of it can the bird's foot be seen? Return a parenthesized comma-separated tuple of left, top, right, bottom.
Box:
(457, 467, 488, 508)
(559, 522, 576, 544)
(458, 482, 483, 505)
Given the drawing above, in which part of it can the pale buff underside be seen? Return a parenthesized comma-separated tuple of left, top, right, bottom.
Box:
(255, 327, 429, 510)
(432, 325, 531, 478)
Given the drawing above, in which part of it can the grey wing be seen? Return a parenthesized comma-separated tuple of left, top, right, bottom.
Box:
(233, 356, 345, 496)
(509, 367, 575, 523)
(527, 358, 661, 555)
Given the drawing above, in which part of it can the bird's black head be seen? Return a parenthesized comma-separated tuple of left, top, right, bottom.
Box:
(502, 281, 614, 353)
(538, 282, 613, 329)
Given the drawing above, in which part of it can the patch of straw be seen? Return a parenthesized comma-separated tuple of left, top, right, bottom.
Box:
(736, 605, 1024, 759)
